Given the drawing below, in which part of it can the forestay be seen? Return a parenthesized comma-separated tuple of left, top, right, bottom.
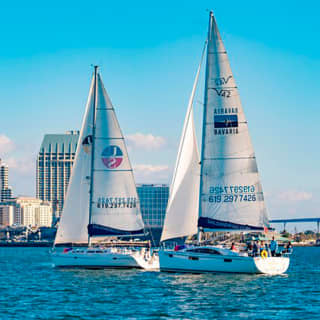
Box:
(198, 13, 269, 231)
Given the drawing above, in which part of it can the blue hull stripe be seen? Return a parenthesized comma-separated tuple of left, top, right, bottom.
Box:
(88, 224, 144, 237)
(198, 217, 264, 231)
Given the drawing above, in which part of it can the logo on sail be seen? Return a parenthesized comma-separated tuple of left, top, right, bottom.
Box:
(82, 135, 93, 154)
(214, 76, 232, 86)
(214, 115, 238, 135)
(101, 145, 123, 169)
(212, 88, 232, 98)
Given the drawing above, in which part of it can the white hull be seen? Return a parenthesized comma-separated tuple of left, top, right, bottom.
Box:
(159, 248, 289, 275)
(132, 251, 160, 271)
(51, 248, 139, 269)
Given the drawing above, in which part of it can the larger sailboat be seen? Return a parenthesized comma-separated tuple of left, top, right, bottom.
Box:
(52, 66, 145, 268)
(158, 12, 290, 275)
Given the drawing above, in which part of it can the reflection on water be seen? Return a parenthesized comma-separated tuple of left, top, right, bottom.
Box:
(0, 247, 319, 319)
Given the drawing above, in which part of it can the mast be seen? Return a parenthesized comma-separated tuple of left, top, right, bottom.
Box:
(198, 11, 213, 228)
(88, 65, 98, 245)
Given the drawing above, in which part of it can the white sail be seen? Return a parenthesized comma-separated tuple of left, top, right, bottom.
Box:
(198, 13, 268, 231)
(160, 54, 203, 242)
(55, 77, 95, 244)
(88, 73, 145, 236)
(55, 69, 145, 245)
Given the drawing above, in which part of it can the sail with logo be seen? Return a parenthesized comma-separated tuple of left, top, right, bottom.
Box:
(54, 67, 144, 246)
(157, 12, 289, 275)
(198, 13, 268, 232)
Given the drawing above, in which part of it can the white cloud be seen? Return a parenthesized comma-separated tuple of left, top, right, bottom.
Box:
(126, 133, 166, 151)
(278, 190, 313, 202)
(5, 156, 35, 175)
(133, 164, 170, 183)
(0, 134, 15, 154)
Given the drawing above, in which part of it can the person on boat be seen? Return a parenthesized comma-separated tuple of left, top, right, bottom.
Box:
(252, 241, 260, 256)
(284, 241, 293, 254)
(264, 241, 271, 256)
(246, 241, 253, 255)
(270, 236, 278, 256)
(230, 242, 237, 251)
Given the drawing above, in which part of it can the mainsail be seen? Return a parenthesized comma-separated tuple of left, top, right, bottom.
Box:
(88, 72, 144, 236)
(160, 50, 204, 242)
(55, 68, 144, 245)
(198, 12, 269, 231)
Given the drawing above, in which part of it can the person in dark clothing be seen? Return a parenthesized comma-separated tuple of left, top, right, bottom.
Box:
(270, 236, 278, 256)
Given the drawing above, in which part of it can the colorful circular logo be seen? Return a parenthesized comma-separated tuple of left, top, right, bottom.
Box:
(101, 145, 123, 169)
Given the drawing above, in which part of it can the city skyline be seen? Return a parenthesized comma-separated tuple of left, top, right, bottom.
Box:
(0, 1, 319, 224)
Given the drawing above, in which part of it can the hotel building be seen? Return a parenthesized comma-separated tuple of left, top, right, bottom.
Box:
(36, 131, 79, 217)
(0, 197, 52, 227)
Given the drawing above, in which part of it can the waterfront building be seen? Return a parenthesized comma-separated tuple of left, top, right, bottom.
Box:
(137, 184, 169, 244)
(36, 131, 79, 217)
(0, 205, 14, 226)
(0, 159, 13, 202)
(0, 197, 52, 227)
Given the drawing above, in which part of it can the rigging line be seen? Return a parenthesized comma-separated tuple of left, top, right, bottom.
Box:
(208, 86, 237, 89)
(203, 156, 256, 160)
(208, 51, 227, 54)
(169, 39, 207, 192)
(205, 121, 248, 125)
(93, 169, 133, 172)
(95, 137, 124, 140)
(88, 65, 98, 246)
(198, 12, 215, 224)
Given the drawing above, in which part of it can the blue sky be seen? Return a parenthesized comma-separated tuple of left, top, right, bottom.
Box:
(0, 1, 319, 230)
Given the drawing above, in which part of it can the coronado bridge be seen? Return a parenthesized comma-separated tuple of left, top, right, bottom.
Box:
(269, 218, 320, 233)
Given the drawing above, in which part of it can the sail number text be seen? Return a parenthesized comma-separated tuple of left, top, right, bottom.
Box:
(209, 185, 255, 194)
(209, 194, 256, 203)
(97, 197, 137, 208)
(208, 185, 256, 203)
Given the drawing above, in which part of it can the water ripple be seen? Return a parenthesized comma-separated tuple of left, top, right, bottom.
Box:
(0, 247, 320, 319)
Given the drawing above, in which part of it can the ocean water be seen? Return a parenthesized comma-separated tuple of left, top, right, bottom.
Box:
(0, 247, 319, 320)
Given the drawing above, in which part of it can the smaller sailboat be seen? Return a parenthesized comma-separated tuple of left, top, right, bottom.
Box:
(52, 66, 146, 268)
(158, 12, 290, 275)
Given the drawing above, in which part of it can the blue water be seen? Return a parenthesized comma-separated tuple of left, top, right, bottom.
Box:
(0, 247, 319, 319)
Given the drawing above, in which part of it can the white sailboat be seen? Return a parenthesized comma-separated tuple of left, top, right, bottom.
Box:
(158, 12, 290, 275)
(51, 66, 145, 268)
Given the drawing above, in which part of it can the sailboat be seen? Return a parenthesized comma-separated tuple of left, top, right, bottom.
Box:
(158, 12, 290, 275)
(51, 66, 146, 268)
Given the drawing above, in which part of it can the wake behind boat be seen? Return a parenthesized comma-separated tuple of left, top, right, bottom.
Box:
(156, 12, 290, 275)
(52, 66, 146, 268)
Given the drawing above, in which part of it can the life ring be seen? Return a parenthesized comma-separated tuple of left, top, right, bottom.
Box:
(261, 250, 268, 258)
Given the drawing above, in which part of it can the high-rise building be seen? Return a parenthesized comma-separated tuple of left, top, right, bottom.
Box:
(0, 159, 13, 202)
(0, 197, 52, 227)
(137, 184, 169, 244)
(36, 131, 79, 217)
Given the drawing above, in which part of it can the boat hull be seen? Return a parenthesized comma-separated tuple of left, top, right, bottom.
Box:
(159, 250, 289, 275)
(131, 251, 160, 270)
(51, 249, 140, 269)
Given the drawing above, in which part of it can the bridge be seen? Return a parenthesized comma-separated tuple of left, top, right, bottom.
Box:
(269, 218, 320, 233)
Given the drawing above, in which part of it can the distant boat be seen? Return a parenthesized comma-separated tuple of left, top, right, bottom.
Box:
(51, 66, 146, 268)
(158, 12, 290, 275)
